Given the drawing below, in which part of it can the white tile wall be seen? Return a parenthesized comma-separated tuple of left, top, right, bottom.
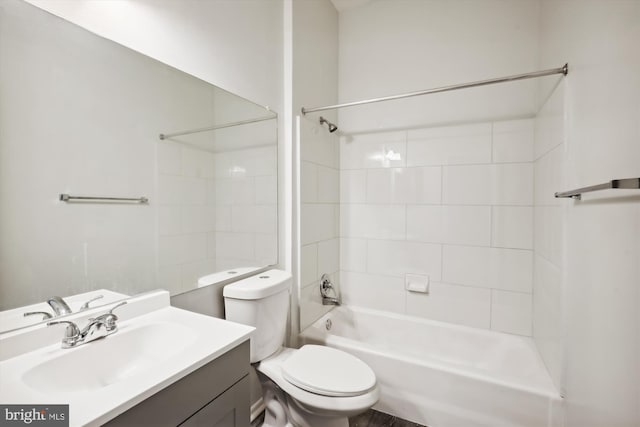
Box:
(299, 118, 341, 330)
(366, 167, 441, 204)
(492, 206, 533, 249)
(366, 240, 442, 280)
(340, 238, 367, 272)
(158, 143, 277, 293)
(302, 204, 338, 245)
(301, 161, 318, 203)
(318, 238, 340, 276)
(406, 123, 492, 166)
(493, 119, 534, 163)
(340, 271, 405, 314)
(340, 169, 367, 203)
(490, 290, 532, 336)
(213, 145, 278, 271)
(317, 165, 340, 203)
(300, 279, 333, 330)
(339, 119, 535, 335)
(532, 82, 565, 389)
(340, 131, 406, 169)
(406, 205, 492, 246)
(341, 204, 406, 240)
(443, 245, 532, 293)
(301, 244, 318, 287)
(406, 282, 491, 328)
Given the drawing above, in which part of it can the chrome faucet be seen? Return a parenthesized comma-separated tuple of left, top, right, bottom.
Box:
(23, 311, 53, 321)
(47, 301, 127, 349)
(47, 296, 72, 316)
(320, 274, 341, 306)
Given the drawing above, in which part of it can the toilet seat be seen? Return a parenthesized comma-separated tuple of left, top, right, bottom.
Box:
(257, 347, 380, 417)
(282, 345, 376, 397)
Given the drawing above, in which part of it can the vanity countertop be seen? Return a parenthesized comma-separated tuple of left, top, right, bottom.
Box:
(0, 291, 254, 426)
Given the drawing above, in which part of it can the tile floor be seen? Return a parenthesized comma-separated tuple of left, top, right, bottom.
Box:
(349, 409, 426, 427)
(253, 408, 426, 427)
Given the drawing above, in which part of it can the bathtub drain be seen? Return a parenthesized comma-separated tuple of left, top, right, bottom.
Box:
(325, 319, 332, 330)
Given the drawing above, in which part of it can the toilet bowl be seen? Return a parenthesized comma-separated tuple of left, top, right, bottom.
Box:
(214, 269, 379, 427)
(257, 346, 379, 427)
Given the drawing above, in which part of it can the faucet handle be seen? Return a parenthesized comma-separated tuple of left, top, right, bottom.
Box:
(101, 301, 128, 331)
(47, 320, 80, 348)
(23, 311, 53, 320)
(320, 274, 336, 297)
(80, 295, 104, 311)
(108, 301, 127, 316)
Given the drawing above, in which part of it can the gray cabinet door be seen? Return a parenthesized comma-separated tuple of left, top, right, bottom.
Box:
(179, 376, 249, 427)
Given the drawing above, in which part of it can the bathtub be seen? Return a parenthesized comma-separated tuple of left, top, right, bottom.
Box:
(299, 306, 562, 427)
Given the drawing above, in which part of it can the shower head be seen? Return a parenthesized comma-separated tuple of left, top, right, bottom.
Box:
(319, 116, 338, 133)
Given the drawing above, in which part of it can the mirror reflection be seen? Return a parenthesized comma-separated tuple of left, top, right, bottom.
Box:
(0, 0, 278, 331)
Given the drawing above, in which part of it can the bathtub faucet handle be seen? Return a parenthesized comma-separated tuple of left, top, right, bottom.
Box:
(320, 274, 341, 306)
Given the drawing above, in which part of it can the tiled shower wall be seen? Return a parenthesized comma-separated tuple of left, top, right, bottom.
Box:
(299, 119, 340, 330)
(339, 119, 535, 335)
(158, 142, 217, 295)
(214, 146, 278, 271)
(533, 81, 565, 388)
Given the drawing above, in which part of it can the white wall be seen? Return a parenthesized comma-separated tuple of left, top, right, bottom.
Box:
(293, 0, 340, 331)
(0, 0, 161, 307)
(338, 0, 540, 133)
(24, 0, 283, 111)
(538, 1, 640, 426)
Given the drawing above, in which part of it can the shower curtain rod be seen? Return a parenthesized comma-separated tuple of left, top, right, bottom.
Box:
(159, 115, 275, 140)
(301, 63, 568, 115)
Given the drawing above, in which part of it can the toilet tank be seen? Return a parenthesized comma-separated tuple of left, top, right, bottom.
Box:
(223, 269, 291, 363)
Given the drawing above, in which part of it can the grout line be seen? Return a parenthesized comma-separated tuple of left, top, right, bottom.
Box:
(489, 289, 493, 329)
(337, 202, 534, 207)
(340, 159, 532, 171)
(490, 205, 494, 247)
(338, 234, 534, 251)
(490, 121, 494, 164)
(404, 203, 408, 240)
(440, 165, 444, 205)
(440, 243, 445, 287)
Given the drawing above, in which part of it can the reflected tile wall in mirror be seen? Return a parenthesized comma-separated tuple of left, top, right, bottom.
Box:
(0, 0, 278, 320)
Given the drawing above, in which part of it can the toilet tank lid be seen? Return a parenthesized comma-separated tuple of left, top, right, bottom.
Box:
(223, 269, 292, 300)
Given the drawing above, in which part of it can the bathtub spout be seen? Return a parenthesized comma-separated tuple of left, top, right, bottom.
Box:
(322, 296, 341, 306)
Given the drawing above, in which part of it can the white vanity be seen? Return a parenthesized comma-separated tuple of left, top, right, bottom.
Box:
(0, 291, 254, 426)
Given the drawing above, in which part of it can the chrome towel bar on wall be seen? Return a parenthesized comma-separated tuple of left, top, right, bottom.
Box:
(59, 194, 149, 204)
(555, 178, 640, 200)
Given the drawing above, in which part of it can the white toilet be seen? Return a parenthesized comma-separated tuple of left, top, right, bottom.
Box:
(221, 269, 379, 427)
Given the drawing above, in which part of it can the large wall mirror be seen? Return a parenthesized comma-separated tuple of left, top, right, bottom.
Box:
(0, 0, 278, 331)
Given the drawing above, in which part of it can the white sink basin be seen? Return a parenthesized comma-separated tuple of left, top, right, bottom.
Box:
(0, 290, 254, 427)
(22, 322, 196, 394)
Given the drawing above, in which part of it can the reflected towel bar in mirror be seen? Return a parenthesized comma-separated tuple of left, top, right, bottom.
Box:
(555, 178, 640, 200)
(59, 194, 149, 204)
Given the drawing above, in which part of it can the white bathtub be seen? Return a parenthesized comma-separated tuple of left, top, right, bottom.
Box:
(299, 306, 562, 427)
